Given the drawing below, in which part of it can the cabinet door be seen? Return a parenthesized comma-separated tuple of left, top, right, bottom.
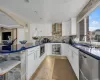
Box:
(45, 44, 52, 55)
(71, 18, 76, 35)
(72, 52, 79, 80)
(68, 48, 73, 65)
(68, 45, 79, 79)
(27, 52, 35, 80)
(20, 51, 26, 78)
(61, 44, 68, 56)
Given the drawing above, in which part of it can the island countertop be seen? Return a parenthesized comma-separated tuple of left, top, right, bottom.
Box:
(0, 42, 65, 54)
(0, 43, 40, 54)
(0, 60, 21, 75)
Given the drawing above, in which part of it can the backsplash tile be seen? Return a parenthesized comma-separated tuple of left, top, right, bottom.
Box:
(33, 36, 69, 43)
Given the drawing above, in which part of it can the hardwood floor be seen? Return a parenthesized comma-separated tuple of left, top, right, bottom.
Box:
(31, 56, 78, 80)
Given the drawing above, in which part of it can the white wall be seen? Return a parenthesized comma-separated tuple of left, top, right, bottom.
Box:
(17, 28, 25, 44)
(29, 23, 52, 41)
(62, 21, 71, 36)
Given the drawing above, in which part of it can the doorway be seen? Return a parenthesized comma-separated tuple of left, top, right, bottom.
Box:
(2, 32, 11, 41)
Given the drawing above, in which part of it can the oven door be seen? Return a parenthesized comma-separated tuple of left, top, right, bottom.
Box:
(40, 45, 45, 57)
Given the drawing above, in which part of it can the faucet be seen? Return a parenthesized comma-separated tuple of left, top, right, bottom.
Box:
(80, 35, 94, 48)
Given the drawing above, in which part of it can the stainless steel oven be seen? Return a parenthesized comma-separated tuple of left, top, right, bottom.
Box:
(40, 45, 45, 57)
(52, 44, 61, 55)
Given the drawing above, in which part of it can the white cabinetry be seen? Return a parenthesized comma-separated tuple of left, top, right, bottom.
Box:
(26, 45, 46, 80)
(68, 45, 79, 80)
(61, 43, 68, 56)
(26, 46, 40, 80)
(20, 51, 27, 80)
(71, 18, 77, 35)
(62, 21, 71, 36)
(45, 43, 52, 55)
(26, 43, 79, 80)
(62, 18, 77, 36)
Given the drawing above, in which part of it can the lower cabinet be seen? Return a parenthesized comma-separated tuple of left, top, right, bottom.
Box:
(26, 46, 46, 80)
(68, 45, 79, 80)
(20, 51, 27, 80)
(27, 52, 35, 80)
(25, 43, 79, 80)
(72, 51, 79, 80)
(26, 46, 40, 80)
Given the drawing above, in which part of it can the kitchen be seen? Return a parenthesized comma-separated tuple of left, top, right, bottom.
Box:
(0, 0, 100, 80)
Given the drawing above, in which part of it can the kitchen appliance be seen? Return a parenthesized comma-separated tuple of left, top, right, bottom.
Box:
(40, 45, 45, 57)
(79, 51, 100, 80)
(40, 38, 51, 44)
(52, 44, 61, 55)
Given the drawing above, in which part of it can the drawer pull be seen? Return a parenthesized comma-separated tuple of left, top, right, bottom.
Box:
(83, 55, 87, 58)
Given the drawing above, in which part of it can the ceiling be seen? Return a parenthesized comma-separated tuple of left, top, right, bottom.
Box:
(0, 12, 17, 25)
(0, 11, 21, 28)
(0, 0, 90, 23)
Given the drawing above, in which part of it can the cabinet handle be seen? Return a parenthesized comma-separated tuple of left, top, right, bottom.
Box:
(72, 52, 74, 58)
(34, 53, 35, 60)
(83, 55, 87, 58)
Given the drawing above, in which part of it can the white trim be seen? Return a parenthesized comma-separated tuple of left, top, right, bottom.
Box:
(0, 24, 22, 28)
(84, 18, 87, 42)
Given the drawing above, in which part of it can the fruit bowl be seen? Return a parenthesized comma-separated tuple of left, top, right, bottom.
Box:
(19, 40, 27, 48)
(19, 40, 27, 44)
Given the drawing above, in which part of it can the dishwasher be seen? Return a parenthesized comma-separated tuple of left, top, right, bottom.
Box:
(79, 51, 100, 80)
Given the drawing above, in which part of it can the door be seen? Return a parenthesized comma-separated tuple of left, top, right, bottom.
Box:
(2, 32, 12, 50)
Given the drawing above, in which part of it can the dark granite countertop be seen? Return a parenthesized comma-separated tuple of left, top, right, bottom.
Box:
(0, 42, 65, 54)
(72, 44, 100, 60)
(1, 42, 100, 60)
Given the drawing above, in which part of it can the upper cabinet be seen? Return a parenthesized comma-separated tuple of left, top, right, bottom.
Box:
(62, 18, 77, 36)
(70, 18, 77, 35)
(52, 23, 62, 36)
(62, 21, 71, 36)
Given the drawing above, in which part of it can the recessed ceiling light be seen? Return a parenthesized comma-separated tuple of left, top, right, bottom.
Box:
(25, 0, 29, 3)
(40, 18, 42, 20)
(34, 11, 38, 14)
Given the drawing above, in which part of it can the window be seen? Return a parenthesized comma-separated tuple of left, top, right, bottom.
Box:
(89, 7, 100, 42)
